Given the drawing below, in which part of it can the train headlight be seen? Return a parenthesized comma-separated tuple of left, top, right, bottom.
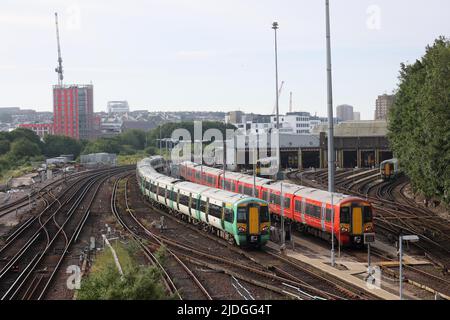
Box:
(261, 225, 270, 232)
(238, 226, 246, 233)
(340, 226, 349, 233)
(364, 225, 373, 232)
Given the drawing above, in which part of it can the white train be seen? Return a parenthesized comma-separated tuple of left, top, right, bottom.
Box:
(136, 156, 270, 247)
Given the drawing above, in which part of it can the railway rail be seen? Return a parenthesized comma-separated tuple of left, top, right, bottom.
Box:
(127, 175, 380, 300)
(110, 174, 210, 300)
(288, 170, 450, 272)
(0, 166, 131, 300)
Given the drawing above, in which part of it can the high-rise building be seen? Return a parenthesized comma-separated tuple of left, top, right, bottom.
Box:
(336, 104, 354, 121)
(375, 94, 395, 120)
(353, 112, 361, 121)
(53, 84, 94, 140)
(107, 101, 129, 114)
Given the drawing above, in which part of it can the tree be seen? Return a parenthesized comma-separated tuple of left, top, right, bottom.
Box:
(43, 135, 83, 158)
(388, 37, 450, 203)
(0, 140, 10, 155)
(9, 138, 41, 159)
(8, 128, 42, 149)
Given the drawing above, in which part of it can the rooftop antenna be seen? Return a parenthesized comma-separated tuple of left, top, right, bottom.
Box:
(54, 12, 64, 86)
(289, 91, 293, 113)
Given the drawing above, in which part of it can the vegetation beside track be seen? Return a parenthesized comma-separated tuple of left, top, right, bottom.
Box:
(388, 37, 450, 205)
(77, 242, 170, 300)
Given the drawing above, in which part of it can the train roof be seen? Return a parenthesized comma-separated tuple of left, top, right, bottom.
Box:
(201, 187, 251, 203)
(173, 181, 252, 204)
(262, 181, 304, 195)
(380, 158, 398, 165)
(237, 175, 273, 186)
(173, 181, 211, 194)
(294, 187, 349, 204)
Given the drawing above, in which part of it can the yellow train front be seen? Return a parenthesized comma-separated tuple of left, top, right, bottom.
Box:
(336, 198, 374, 246)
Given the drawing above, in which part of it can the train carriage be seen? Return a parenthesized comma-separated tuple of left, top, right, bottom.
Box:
(137, 157, 271, 247)
(179, 161, 375, 246)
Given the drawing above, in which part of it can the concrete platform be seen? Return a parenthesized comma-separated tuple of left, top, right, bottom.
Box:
(267, 241, 399, 300)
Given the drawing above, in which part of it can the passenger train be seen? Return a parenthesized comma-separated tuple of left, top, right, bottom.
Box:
(380, 158, 400, 181)
(179, 162, 375, 246)
(136, 157, 270, 247)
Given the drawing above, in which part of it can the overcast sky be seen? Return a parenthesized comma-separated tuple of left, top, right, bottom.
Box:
(0, 0, 448, 119)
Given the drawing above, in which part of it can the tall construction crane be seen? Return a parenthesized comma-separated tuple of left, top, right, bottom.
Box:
(272, 80, 285, 114)
(54, 12, 64, 86)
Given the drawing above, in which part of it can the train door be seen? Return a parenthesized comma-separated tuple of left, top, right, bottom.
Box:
(188, 193, 192, 217)
(351, 207, 363, 235)
(248, 204, 259, 235)
(321, 203, 326, 232)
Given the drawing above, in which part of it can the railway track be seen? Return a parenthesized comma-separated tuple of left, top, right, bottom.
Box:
(288, 170, 450, 272)
(110, 174, 209, 300)
(0, 166, 131, 300)
(127, 175, 380, 300)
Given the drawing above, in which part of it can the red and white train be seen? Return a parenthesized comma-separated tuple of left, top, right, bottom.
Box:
(179, 162, 374, 246)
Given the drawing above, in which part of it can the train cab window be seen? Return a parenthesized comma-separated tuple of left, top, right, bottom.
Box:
(209, 203, 222, 218)
(224, 208, 234, 223)
(340, 207, 350, 223)
(294, 200, 301, 212)
(259, 206, 270, 222)
(237, 207, 247, 223)
(363, 206, 373, 223)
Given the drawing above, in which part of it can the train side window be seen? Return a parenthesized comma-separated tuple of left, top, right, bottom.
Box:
(283, 197, 290, 209)
(295, 200, 301, 212)
(209, 203, 222, 218)
(325, 208, 332, 222)
(244, 186, 253, 196)
(179, 194, 190, 206)
(363, 206, 373, 223)
(340, 207, 350, 223)
(238, 185, 243, 194)
(237, 207, 247, 223)
(195, 172, 200, 181)
(259, 206, 270, 222)
(262, 191, 268, 201)
(224, 208, 234, 223)
(199, 199, 207, 213)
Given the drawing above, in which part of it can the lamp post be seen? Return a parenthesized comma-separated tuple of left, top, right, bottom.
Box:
(399, 234, 419, 300)
(272, 21, 281, 180)
(325, 0, 336, 267)
(331, 193, 335, 267)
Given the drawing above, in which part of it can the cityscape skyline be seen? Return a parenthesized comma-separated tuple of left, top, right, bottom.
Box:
(1, 0, 449, 119)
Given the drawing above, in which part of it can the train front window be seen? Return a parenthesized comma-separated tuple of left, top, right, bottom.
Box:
(237, 207, 247, 223)
(363, 206, 373, 223)
(340, 207, 350, 223)
(259, 206, 270, 222)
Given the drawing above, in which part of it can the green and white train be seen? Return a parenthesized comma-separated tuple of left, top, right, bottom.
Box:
(136, 157, 270, 247)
